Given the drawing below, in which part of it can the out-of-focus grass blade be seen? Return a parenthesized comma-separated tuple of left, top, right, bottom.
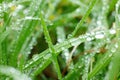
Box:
(0, 29, 11, 44)
(104, 1, 120, 80)
(63, 55, 84, 80)
(0, 65, 31, 80)
(9, 0, 42, 67)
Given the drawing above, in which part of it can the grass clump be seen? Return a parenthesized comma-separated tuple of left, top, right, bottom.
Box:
(0, 0, 120, 80)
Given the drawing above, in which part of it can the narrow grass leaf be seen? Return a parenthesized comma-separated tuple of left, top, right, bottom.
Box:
(40, 11, 62, 79)
(68, 0, 97, 38)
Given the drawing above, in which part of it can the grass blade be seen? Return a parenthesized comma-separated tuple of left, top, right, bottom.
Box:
(68, 0, 97, 38)
(0, 65, 31, 80)
(40, 12, 62, 79)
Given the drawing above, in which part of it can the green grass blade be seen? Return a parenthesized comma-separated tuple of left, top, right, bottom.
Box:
(68, 0, 97, 38)
(108, 0, 118, 14)
(88, 40, 117, 79)
(0, 29, 11, 44)
(105, 1, 120, 79)
(9, 0, 42, 67)
(40, 11, 62, 79)
(56, 27, 70, 63)
(63, 55, 84, 80)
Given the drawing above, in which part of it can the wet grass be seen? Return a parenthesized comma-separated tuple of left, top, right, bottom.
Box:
(0, 0, 120, 80)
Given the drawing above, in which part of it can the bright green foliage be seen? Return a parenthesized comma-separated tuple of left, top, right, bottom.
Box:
(0, 0, 120, 80)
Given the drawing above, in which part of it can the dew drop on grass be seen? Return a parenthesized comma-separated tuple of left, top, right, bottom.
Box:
(69, 38, 81, 46)
(108, 53, 113, 57)
(86, 37, 92, 41)
(78, 65, 82, 69)
(95, 33, 104, 39)
(24, 9, 29, 15)
(24, 61, 33, 68)
(58, 38, 63, 43)
(49, 23, 53, 26)
(115, 43, 118, 48)
(91, 32, 95, 35)
(85, 32, 95, 41)
(106, 38, 111, 43)
(97, 20, 102, 26)
(63, 49, 69, 61)
(61, 47, 66, 51)
(44, 54, 51, 59)
(75, 8, 81, 13)
(12, 27, 21, 31)
(109, 29, 116, 34)
(111, 47, 116, 53)
(24, 16, 33, 19)
(24, 16, 41, 20)
(32, 54, 39, 62)
(111, 43, 119, 53)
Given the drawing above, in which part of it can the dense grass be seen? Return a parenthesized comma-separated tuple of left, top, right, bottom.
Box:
(0, 0, 120, 80)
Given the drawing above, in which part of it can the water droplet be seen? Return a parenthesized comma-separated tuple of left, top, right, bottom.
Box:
(63, 50, 69, 61)
(96, 50, 100, 53)
(95, 33, 104, 39)
(12, 27, 21, 31)
(78, 65, 82, 68)
(23, 16, 41, 20)
(24, 61, 33, 68)
(32, 54, 39, 61)
(109, 29, 116, 34)
(23, 9, 29, 14)
(61, 47, 66, 51)
(41, 10, 44, 15)
(86, 37, 92, 41)
(49, 23, 53, 26)
(106, 38, 111, 43)
(58, 38, 63, 43)
(111, 47, 116, 53)
(108, 53, 113, 57)
(97, 20, 102, 26)
(91, 32, 95, 35)
(75, 8, 81, 13)
(44, 54, 51, 59)
(115, 44, 118, 49)
(69, 38, 81, 46)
